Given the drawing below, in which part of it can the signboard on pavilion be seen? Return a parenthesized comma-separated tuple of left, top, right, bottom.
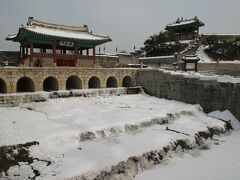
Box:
(59, 41, 74, 47)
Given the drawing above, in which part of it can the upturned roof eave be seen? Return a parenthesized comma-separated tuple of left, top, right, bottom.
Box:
(6, 27, 112, 46)
(165, 21, 205, 31)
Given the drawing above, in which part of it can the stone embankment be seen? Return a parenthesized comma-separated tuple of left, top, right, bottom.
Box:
(0, 87, 141, 107)
(93, 124, 231, 180)
(137, 69, 240, 120)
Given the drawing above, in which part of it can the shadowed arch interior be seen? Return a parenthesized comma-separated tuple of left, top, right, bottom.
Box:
(0, 78, 7, 93)
(88, 76, 101, 89)
(17, 77, 35, 92)
(123, 76, 133, 87)
(66, 75, 82, 90)
(43, 76, 59, 91)
(106, 76, 118, 88)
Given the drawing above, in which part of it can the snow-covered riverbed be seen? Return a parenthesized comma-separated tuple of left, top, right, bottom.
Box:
(136, 130, 240, 180)
(0, 93, 238, 179)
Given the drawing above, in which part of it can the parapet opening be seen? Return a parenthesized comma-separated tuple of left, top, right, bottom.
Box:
(88, 76, 101, 89)
(17, 77, 35, 92)
(123, 76, 133, 87)
(106, 76, 118, 88)
(43, 76, 59, 91)
(0, 78, 7, 93)
(66, 75, 82, 90)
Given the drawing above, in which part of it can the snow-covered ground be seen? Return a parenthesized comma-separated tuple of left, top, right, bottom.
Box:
(160, 69, 240, 83)
(136, 110, 240, 180)
(136, 132, 240, 180)
(0, 93, 237, 179)
(196, 45, 240, 63)
(196, 45, 214, 62)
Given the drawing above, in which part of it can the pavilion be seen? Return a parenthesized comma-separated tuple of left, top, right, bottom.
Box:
(6, 17, 111, 67)
(165, 17, 205, 41)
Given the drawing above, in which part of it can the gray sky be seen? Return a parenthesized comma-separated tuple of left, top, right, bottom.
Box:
(0, 0, 240, 53)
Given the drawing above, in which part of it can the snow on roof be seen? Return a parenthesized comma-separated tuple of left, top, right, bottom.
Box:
(6, 34, 18, 39)
(29, 17, 88, 32)
(168, 19, 196, 27)
(183, 55, 200, 61)
(204, 33, 240, 36)
(7, 17, 111, 42)
(21, 25, 110, 41)
(166, 40, 194, 45)
(139, 55, 174, 60)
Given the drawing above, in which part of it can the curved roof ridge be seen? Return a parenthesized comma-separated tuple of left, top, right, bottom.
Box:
(28, 17, 88, 32)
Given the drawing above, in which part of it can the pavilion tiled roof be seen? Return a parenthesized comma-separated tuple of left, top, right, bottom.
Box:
(165, 17, 204, 31)
(6, 17, 111, 45)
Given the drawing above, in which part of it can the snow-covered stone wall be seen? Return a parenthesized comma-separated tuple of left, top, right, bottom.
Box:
(178, 62, 240, 76)
(137, 69, 240, 120)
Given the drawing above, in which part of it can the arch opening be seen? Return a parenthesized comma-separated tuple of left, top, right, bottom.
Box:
(88, 76, 101, 89)
(17, 77, 35, 92)
(106, 76, 118, 88)
(0, 78, 7, 93)
(123, 76, 133, 87)
(43, 76, 59, 91)
(66, 75, 82, 90)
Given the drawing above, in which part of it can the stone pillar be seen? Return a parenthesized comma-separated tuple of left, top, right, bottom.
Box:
(8, 81, 16, 93)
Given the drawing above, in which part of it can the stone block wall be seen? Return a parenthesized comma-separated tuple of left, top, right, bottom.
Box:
(137, 69, 240, 120)
(139, 56, 175, 66)
(178, 62, 240, 77)
(96, 56, 119, 68)
(0, 67, 137, 93)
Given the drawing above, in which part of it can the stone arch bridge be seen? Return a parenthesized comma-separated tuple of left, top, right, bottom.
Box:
(0, 67, 137, 93)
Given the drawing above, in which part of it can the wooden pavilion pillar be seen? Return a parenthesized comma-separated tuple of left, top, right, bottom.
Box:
(20, 46, 22, 59)
(30, 42, 34, 62)
(53, 44, 56, 64)
(19, 45, 24, 65)
(26, 46, 29, 55)
(74, 44, 78, 65)
(93, 46, 96, 64)
(21, 46, 25, 58)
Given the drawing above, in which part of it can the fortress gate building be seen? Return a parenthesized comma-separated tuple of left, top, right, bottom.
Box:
(165, 17, 205, 41)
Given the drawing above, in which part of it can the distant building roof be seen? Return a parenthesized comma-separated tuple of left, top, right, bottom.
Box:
(165, 17, 204, 31)
(6, 17, 112, 46)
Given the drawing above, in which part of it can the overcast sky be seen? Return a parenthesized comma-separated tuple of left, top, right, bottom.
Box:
(0, 0, 239, 53)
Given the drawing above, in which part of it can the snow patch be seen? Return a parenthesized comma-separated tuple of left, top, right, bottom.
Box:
(208, 110, 240, 130)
